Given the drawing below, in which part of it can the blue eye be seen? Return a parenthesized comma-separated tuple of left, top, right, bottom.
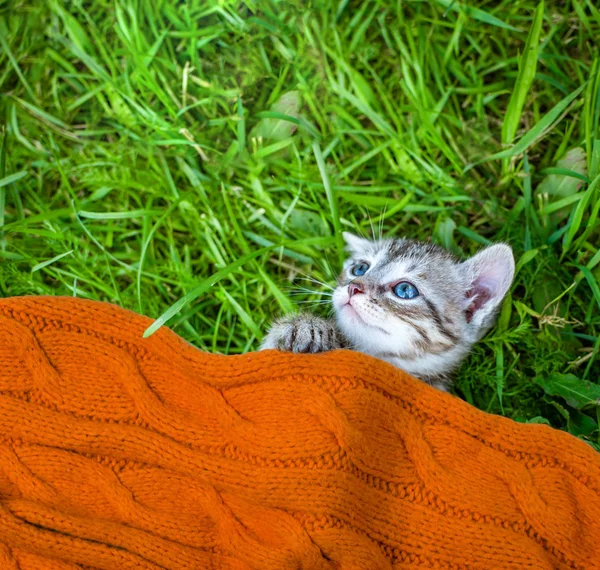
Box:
(393, 281, 419, 299)
(351, 263, 370, 276)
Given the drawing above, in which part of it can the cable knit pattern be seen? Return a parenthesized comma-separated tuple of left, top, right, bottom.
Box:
(0, 296, 599, 570)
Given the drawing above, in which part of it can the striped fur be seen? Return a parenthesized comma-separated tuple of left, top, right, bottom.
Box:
(262, 233, 514, 390)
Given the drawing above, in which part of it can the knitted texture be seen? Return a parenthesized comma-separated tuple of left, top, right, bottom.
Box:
(0, 297, 599, 570)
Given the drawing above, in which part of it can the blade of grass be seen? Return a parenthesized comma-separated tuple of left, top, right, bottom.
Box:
(143, 246, 276, 338)
(0, 32, 39, 103)
(467, 84, 585, 168)
(576, 265, 600, 311)
(313, 141, 344, 264)
(31, 249, 74, 273)
(561, 173, 600, 254)
(501, 1, 544, 153)
(0, 171, 28, 189)
(434, 0, 519, 32)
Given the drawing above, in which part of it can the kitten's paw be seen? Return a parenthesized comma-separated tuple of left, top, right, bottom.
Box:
(261, 314, 343, 354)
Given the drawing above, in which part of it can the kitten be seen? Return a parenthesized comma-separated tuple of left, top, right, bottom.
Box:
(261, 232, 515, 390)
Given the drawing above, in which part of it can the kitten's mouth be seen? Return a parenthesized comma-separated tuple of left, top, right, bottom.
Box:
(342, 301, 362, 320)
(342, 302, 390, 335)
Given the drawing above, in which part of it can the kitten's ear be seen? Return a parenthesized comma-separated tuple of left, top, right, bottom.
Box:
(462, 244, 515, 339)
(342, 232, 371, 255)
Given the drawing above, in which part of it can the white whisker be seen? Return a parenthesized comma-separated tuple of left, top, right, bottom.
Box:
(316, 253, 337, 281)
(286, 290, 333, 297)
(378, 202, 388, 240)
(295, 276, 335, 291)
(282, 285, 333, 295)
(367, 212, 376, 242)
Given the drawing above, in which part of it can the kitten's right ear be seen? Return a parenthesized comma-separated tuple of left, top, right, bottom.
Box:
(462, 244, 515, 340)
(342, 232, 371, 255)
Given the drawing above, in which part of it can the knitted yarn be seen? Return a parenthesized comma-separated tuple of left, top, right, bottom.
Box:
(0, 296, 599, 569)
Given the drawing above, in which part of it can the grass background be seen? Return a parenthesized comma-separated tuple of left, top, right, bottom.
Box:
(1, 0, 599, 446)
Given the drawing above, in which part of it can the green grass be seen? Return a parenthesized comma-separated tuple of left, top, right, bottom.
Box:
(1, 0, 599, 446)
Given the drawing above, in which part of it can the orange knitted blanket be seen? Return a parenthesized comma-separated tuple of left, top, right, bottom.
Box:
(1, 296, 599, 570)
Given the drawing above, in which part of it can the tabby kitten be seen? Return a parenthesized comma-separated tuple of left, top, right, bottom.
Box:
(261, 232, 515, 390)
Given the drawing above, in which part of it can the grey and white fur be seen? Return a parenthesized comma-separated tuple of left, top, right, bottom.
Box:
(261, 232, 515, 390)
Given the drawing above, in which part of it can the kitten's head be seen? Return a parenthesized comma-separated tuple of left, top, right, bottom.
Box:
(332, 233, 514, 383)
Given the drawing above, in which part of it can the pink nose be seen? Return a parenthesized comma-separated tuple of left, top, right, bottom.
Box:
(348, 283, 364, 298)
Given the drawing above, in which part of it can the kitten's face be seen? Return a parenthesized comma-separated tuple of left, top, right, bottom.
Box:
(332, 233, 514, 382)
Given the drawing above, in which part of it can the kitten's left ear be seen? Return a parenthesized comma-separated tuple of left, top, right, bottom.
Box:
(462, 244, 515, 339)
(342, 232, 371, 255)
